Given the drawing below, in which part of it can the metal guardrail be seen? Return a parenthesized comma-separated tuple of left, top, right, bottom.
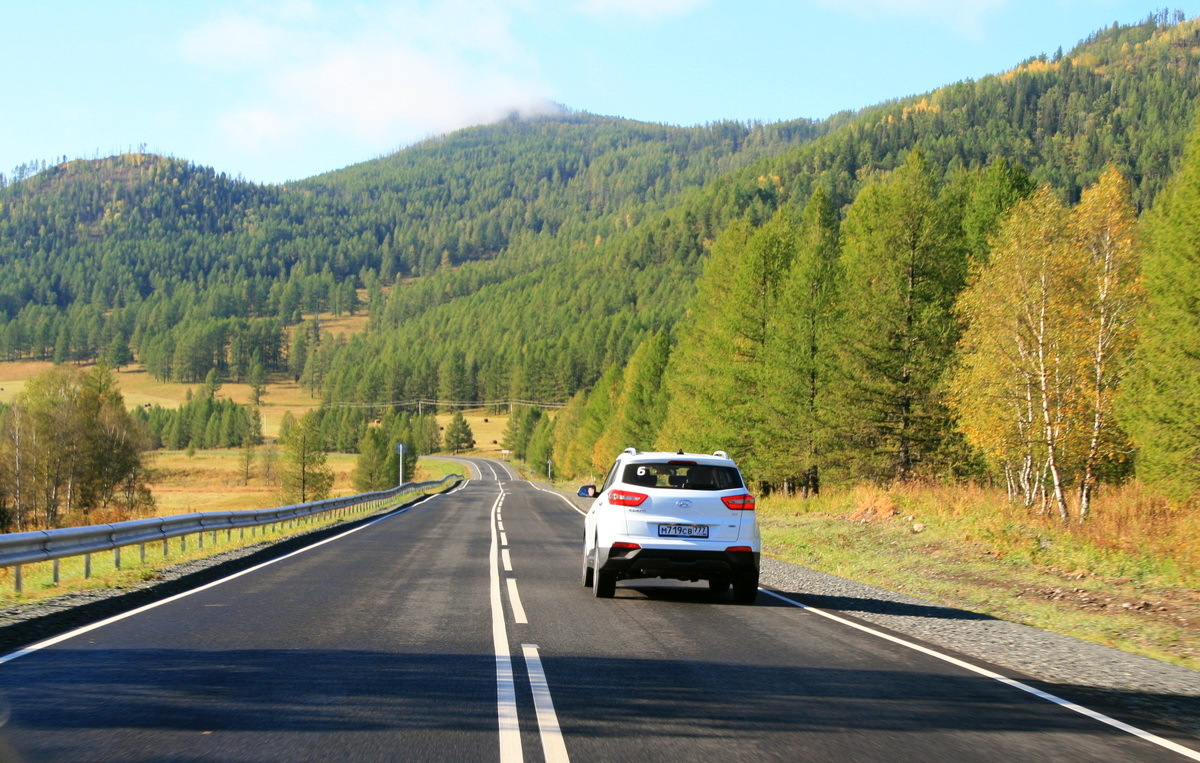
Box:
(0, 474, 463, 593)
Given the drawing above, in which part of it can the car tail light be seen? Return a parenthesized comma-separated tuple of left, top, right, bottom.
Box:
(721, 493, 756, 510)
(612, 542, 642, 550)
(726, 546, 753, 553)
(610, 490, 648, 507)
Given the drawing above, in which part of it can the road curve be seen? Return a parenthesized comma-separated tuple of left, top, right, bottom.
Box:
(0, 458, 1195, 761)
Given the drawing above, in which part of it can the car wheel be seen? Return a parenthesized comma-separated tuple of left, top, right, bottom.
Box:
(582, 546, 594, 587)
(731, 571, 759, 604)
(708, 579, 730, 596)
(593, 570, 616, 598)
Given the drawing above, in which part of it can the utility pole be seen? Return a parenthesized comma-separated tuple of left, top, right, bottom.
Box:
(395, 442, 406, 486)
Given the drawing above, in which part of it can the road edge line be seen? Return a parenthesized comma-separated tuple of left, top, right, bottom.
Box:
(759, 587, 1200, 760)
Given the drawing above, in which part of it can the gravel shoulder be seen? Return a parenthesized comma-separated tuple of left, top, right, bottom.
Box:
(556, 488, 1200, 742)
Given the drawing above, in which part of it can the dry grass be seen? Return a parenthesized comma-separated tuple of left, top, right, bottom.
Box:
(0, 450, 461, 605)
(0, 307, 373, 438)
(435, 409, 511, 457)
(146, 449, 360, 516)
(759, 481, 1200, 668)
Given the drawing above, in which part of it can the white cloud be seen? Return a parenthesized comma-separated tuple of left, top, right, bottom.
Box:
(182, 0, 555, 159)
(574, 0, 709, 21)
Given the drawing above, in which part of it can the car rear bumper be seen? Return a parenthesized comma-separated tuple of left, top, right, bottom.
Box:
(599, 546, 759, 582)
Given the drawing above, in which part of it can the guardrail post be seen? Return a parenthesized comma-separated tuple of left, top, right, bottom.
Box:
(181, 535, 187, 553)
(14, 565, 21, 595)
(53, 559, 59, 586)
(140, 543, 146, 564)
(163, 537, 169, 557)
(114, 546, 121, 571)
(84, 553, 91, 579)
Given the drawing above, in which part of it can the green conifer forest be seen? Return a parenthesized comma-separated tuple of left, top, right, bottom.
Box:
(4, 13, 1200, 525)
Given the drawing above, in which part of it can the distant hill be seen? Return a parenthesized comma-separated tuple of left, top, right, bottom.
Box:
(1, 14, 1199, 414)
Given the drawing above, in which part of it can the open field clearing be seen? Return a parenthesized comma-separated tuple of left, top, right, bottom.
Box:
(434, 409, 510, 456)
(147, 449, 360, 516)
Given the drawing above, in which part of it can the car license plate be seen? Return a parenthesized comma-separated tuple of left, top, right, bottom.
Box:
(657, 523, 709, 538)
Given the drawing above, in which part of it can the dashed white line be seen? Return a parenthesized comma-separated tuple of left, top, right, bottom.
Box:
(500, 531, 508, 546)
(502, 548, 513, 572)
(759, 588, 1200, 761)
(506, 578, 528, 624)
(488, 485, 522, 763)
(522, 644, 570, 762)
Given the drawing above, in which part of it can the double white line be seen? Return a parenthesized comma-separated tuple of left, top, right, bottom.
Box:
(489, 484, 569, 763)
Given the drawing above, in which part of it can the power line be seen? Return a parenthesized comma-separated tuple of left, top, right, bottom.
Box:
(327, 398, 567, 412)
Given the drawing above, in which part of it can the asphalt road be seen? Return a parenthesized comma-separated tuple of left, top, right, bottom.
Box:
(0, 457, 1196, 762)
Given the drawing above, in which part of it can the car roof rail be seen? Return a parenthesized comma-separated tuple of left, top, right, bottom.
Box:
(712, 450, 729, 459)
(623, 447, 638, 455)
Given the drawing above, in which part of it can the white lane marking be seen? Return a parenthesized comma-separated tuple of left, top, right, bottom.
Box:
(522, 644, 570, 763)
(0, 494, 442, 665)
(500, 531, 508, 547)
(484, 460, 500, 481)
(759, 588, 1200, 760)
(502, 548, 513, 572)
(456, 459, 482, 481)
(527, 483, 587, 516)
(506, 578, 528, 624)
(497, 521, 504, 531)
(488, 484, 522, 762)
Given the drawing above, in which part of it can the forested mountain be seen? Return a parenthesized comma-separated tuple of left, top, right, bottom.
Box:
(1, 12, 1199, 489)
(0, 114, 828, 385)
(311, 14, 1200, 413)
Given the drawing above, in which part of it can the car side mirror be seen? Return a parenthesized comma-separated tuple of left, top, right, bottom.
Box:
(577, 485, 597, 498)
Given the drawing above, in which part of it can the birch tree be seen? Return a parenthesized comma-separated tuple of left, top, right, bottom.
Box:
(952, 172, 1140, 519)
(951, 189, 1080, 516)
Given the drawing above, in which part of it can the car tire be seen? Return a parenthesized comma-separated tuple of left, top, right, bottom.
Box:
(582, 547, 594, 587)
(708, 579, 730, 596)
(731, 572, 758, 604)
(593, 570, 616, 598)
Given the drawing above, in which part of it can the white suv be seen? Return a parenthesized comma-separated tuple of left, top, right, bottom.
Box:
(578, 449, 760, 603)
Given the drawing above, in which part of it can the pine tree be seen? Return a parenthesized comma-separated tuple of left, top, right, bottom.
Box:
(1119, 122, 1200, 500)
(280, 411, 333, 503)
(443, 411, 473, 454)
(352, 428, 391, 491)
(832, 150, 968, 482)
(658, 213, 793, 467)
(105, 333, 134, 371)
(756, 187, 841, 493)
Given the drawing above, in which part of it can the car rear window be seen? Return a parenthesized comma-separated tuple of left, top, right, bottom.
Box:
(621, 462, 743, 491)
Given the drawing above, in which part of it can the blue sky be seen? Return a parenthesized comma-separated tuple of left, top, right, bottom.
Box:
(2, 1, 1196, 184)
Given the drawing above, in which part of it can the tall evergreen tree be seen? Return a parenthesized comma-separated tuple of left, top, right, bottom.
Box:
(443, 411, 474, 455)
(755, 187, 841, 493)
(1119, 121, 1200, 500)
(831, 150, 968, 482)
(280, 412, 333, 503)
